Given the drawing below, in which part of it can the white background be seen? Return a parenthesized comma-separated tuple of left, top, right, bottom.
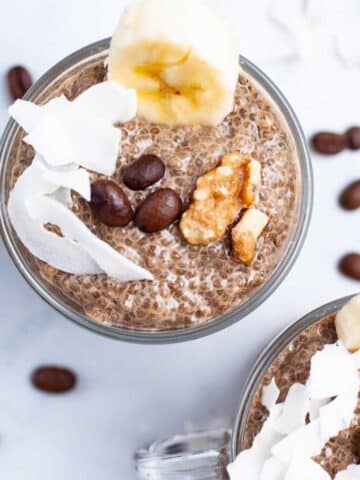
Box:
(0, 0, 359, 478)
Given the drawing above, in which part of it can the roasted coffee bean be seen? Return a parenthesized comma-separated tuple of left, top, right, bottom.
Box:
(134, 188, 182, 233)
(7, 66, 33, 100)
(338, 253, 360, 280)
(311, 132, 347, 155)
(346, 126, 360, 150)
(123, 154, 165, 190)
(31, 366, 77, 394)
(339, 180, 360, 210)
(90, 180, 133, 227)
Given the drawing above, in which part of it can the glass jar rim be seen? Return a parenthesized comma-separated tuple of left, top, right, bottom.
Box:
(232, 294, 355, 458)
(0, 38, 313, 344)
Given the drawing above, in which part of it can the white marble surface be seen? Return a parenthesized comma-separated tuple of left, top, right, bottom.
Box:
(0, 0, 360, 478)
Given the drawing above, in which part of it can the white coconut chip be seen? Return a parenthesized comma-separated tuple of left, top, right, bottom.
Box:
(227, 403, 283, 479)
(9, 100, 42, 131)
(42, 167, 90, 201)
(9, 96, 69, 131)
(335, 464, 360, 479)
(284, 456, 330, 480)
(318, 376, 359, 442)
(306, 342, 355, 400)
(9, 81, 136, 175)
(262, 379, 280, 411)
(73, 81, 137, 124)
(31, 195, 153, 281)
(51, 187, 72, 207)
(8, 163, 101, 274)
(260, 456, 286, 480)
(33, 155, 91, 201)
(274, 383, 309, 435)
(270, 419, 323, 466)
(308, 398, 330, 422)
(24, 112, 121, 175)
(8, 162, 152, 281)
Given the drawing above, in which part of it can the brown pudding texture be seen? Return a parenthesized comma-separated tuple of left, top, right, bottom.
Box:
(242, 314, 360, 477)
(9, 60, 297, 331)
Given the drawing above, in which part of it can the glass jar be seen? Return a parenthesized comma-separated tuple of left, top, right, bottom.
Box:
(0, 39, 313, 343)
(134, 295, 354, 478)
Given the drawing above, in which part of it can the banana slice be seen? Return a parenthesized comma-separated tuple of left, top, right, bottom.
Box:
(335, 295, 360, 352)
(108, 0, 239, 126)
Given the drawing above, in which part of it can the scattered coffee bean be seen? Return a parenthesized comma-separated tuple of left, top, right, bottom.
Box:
(7, 66, 33, 101)
(311, 132, 347, 155)
(346, 126, 360, 150)
(31, 366, 77, 394)
(90, 180, 133, 227)
(123, 154, 165, 190)
(338, 253, 360, 280)
(135, 188, 182, 233)
(339, 180, 360, 210)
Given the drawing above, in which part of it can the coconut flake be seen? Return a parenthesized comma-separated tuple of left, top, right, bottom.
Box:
(284, 456, 330, 480)
(8, 163, 101, 274)
(306, 342, 355, 400)
(9, 81, 137, 175)
(335, 464, 360, 479)
(9, 100, 42, 131)
(260, 456, 286, 480)
(318, 376, 359, 442)
(7, 79, 151, 281)
(34, 155, 91, 201)
(227, 403, 283, 480)
(73, 81, 137, 124)
(51, 187, 72, 207)
(262, 379, 280, 411)
(309, 398, 329, 422)
(9, 96, 69, 132)
(24, 111, 121, 175)
(30, 195, 153, 281)
(274, 383, 309, 435)
(270, 419, 322, 466)
(8, 162, 153, 281)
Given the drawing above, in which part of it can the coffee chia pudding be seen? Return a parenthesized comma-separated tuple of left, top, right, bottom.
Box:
(238, 302, 360, 478)
(7, 57, 297, 331)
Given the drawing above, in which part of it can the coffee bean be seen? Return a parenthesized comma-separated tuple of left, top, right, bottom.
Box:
(339, 180, 360, 210)
(135, 188, 182, 233)
(346, 126, 360, 150)
(311, 132, 347, 155)
(338, 253, 360, 280)
(31, 366, 77, 394)
(123, 154, 165, 190)
(90, 180, 133, 227)
(7, 66, 33, 101)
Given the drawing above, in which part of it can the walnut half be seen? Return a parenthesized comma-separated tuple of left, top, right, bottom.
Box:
(231, 208, 269, 265)
(180, 153, 261, 245)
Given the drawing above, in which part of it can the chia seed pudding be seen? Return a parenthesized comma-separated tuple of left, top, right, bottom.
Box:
(8, 59, 297, 332)
(243, 313, 360, 477)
